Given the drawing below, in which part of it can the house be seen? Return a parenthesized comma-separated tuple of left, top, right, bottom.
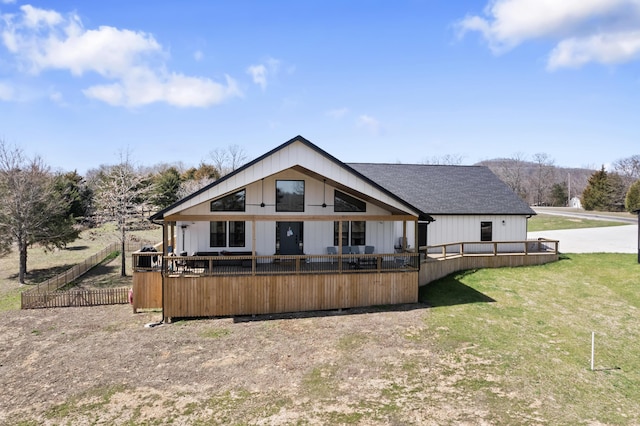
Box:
(570, 196, 582, 209)
(347, 163, 536, 250)
(135, 135, 553, 321)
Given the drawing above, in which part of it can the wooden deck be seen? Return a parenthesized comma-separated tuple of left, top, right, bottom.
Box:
(161, 271, 417, 321)
(131, 239, 559, 320)
(419, 239, 559, 284)
(132, 252, 419, 320)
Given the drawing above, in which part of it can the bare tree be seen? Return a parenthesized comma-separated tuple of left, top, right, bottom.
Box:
(612, 154, 640, 189)
(92, 151, 150, 277)
(420, 154, 465, 165)
(0, 140, 79, 283)
(176, 177, 215, 200)
(209, 145, 249, 176)
(493, 153, 529, 201)
(531, 153, 556, 206)
(227, 144, 249, 171)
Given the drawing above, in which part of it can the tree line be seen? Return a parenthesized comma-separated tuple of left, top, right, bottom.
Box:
(0, 139, 247, 284)
(475, 154, 640, 212)
(2, 138, 639, 285)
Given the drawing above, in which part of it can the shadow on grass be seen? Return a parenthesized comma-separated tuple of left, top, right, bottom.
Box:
(64, 245, 90, 251)
(69, 260, 130, 289)
(419, 270, 496, 308)
(231, 303, 430, 323)
(11, 264, 77, 285)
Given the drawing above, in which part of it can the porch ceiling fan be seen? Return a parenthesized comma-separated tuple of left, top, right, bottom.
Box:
(246, 178, 275, 207)
(308, 179, 334, 208)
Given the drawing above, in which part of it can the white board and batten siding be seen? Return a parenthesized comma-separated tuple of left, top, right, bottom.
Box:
(174, 167, 409, 256)
(427, 214, 529, 253)
(164, 139, 418, 219)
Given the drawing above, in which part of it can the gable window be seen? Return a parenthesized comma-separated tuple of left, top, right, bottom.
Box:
(210, 221, 246, 247)
(210, 189, 245, 212)
(480, 221, 493, 242)
(276, 180, 305, 212)
(334, 221, 366, 246)
(334, 190, 366, 212)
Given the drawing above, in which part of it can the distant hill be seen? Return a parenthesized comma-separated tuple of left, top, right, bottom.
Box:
(475, 158, 595, 206)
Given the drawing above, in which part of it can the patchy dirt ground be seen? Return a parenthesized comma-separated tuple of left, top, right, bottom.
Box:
(0, 300, 498, 426)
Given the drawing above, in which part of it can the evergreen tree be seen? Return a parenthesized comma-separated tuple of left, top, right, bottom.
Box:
(626, 180, 640, 212)
(54, 171, 93, 220)
(581, 166, 618, 211)
(549, 182, 568, 207)
(151, 167, 182, 209)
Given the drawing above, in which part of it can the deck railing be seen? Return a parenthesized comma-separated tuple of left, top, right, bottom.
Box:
(132, 252, 420, 276)
(423, 238, 559, 260)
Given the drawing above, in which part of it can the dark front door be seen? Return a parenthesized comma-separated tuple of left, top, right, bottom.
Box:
(277, 222, 303, 255)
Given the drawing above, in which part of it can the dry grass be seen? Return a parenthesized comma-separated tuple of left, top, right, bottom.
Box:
(0, 223, 161, 310)
(1, 254, 639, 425)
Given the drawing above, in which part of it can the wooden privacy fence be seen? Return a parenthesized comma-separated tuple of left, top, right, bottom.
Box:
(21, 240, 156, 310)
(21, 287, 130, 309)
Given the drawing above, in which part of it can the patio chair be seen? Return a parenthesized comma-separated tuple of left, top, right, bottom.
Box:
(359, 245, 376, 268)
(175, 251, 188, 272)
(327, 246, 337, 263)
(348, 246, 360, 268)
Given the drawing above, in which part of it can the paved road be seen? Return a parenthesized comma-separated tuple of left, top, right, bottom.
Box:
(533, 207, 637, 224)
(529, 208, 639, 253)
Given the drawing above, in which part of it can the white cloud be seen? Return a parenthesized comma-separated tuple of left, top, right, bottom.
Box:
(0, 5, 241, 107)
(457, 0, 640, 69)
(326, 107, 349, 119)
(357, 114, 382, 135)
(246, 57, 282, 90)
(0, 81, 14, 100)
(49, 90, 63, 103)
(193, 50, 203, 62)
(83, 69, 241, 108)
(1, 0, 16, 4)
(548, 30, 640, 69)
(247, 64, 267, 90)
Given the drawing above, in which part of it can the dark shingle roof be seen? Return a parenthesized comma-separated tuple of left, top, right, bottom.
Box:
(348, 163, 535, 216)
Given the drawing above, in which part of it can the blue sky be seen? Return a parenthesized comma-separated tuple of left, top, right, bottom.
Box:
(1, 1, 639, 174)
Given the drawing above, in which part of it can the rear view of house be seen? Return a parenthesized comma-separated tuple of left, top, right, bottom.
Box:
(132, 136, 555, 321)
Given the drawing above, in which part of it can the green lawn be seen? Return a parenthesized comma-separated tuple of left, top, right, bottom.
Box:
(528, 213, 630, 232)
(419, 253, 640, 424)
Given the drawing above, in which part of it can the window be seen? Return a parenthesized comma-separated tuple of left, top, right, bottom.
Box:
(334, 221, 349, 246)
(210, 189, 245, 211)
(351, 221, 366, 245)
(210, 221, 246, 247)
(276, 180, 305, 212)
(418, 222, 428, 248)
(229, 221, 245, 247)
(480, 221, 493, 241)
(210, 221, 226, 247)
(334, 190, 366, 212)
(334, 221, 366, 246)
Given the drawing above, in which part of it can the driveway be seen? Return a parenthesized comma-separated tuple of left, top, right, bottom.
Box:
(528, 225, 638, 254)
(529, 208, 638, 253)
